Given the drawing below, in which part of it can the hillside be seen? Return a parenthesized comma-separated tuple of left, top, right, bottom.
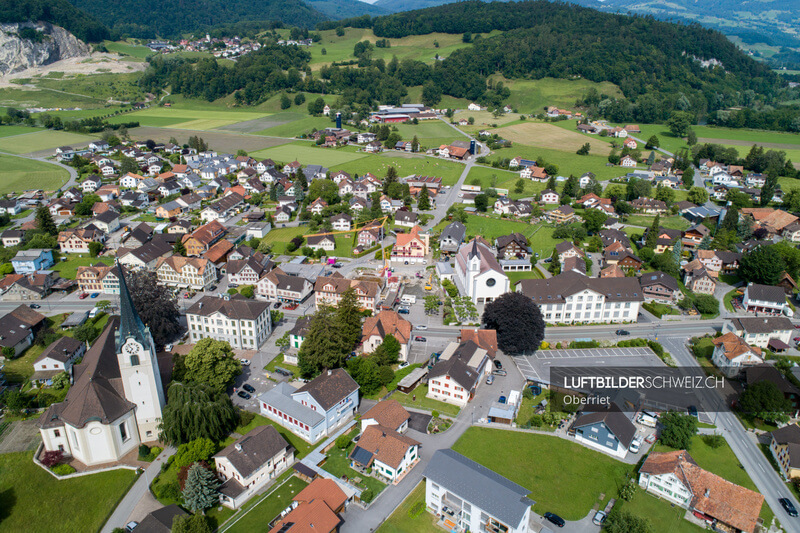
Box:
(66, 0, 328, 38)
(372, 0, 461, 12)
(0, 0, 109, 42)
(306, 0, 390, 19)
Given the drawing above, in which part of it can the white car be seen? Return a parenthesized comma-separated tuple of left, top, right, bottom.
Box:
(629, 436, 643, 453)
(416, 325, 428, 330)
(240, 359, 251, 367)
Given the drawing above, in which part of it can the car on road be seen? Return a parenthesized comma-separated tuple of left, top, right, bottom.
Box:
(499, 395, 506, 404)
(416, 325, 428, 330)
(273, 302, 282, 308)
(79, 292, 89, 299)
(414, 336, 427, 342)
(486, 375, 494, 385)
(492, 369, 508, 377)
(208, 285, 217, 291)
(285, 304, 298, 310)
(544, 512, 565, 528)
(615, 329, 630, 335)
(237, 390, 251, 400)
(398, 308, 410, 314)
(90, 292, 100, 298)
(125, 521, 138, 532)
(493, 360, 502, 369)
(780, 498, 798, 517)
(333, 262, 343, 268)
(242, 383, 255, 393)
(241, 359, 250, 366)
(28, 304, 40, 309)
(592, 511, 607, 526)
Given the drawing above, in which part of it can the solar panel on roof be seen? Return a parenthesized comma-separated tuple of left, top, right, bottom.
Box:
(351, 446, 374, 467)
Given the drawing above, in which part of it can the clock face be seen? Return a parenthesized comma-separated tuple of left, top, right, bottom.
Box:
(124, 341, 140, 355)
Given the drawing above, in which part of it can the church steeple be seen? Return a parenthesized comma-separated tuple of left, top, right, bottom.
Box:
(115, 261, 149, 351)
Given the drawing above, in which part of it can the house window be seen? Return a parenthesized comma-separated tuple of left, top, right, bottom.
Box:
(119, 421, 129, 442)
(53, 429, 61, 438)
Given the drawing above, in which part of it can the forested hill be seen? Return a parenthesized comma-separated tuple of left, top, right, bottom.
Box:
(65, 0, 329, 38)
(0, 0, 110, 42)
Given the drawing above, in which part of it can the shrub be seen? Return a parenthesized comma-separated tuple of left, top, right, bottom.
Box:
(529, 414, 543, 427)
(570, 340, 599, 349)
(52, 463, 76, 476)
(540, 341, 549, 350)
(174, 438, 216, 468)
(336, 435, 352, 449)
(239, 409, 255, 427)
(702, 434, 724, 449)
(150, 446, 163, 458)
(155, 480, 182, 502)
(361, 488, 374, 503)
(431, 410, 440, 418)
(40, 450, 64, 467)
(619, 481, 637, 501)
(138, 444, 151, 460)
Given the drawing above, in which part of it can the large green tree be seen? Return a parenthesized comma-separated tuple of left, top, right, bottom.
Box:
(182, 463, 220, 513)
(738, 381, 792, 424)
(298, 305, 347, 378)
(35, 206, 57, 236)
(582, 209, 607, 234)
(372, 334, 401, 366)
(644, 214, 660, 250)
(336, 287, 364, 349)
(658, 411, 698, 450)
(159, 382, 239, 445)
(482, 292, 545, 354)
(418, 185, 431, 210)
(172, 514, 213, 533)
(183, 338, 242, 393)
(605, 510, 653, 533)
(737, 245, 786, 285)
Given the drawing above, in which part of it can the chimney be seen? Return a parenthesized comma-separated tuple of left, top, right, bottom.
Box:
(704, 488, 710, 498)
(235, 443, 242, 452)
(327, 369, 332, 376)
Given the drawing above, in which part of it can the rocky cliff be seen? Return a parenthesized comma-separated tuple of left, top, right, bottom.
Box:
(0, 22, 90, 76)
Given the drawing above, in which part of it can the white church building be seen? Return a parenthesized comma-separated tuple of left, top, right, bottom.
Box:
(37, 264, 166, 467)
(453, 239, 510, 303)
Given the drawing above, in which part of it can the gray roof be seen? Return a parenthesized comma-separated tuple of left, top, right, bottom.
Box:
(187, 294, 270, 320)
(214, 425, 290, 479)
(294, 368, 359, 411)
(34, 336, 82, 364)
(423, 449, 534, 527)
(428, 356, 480, 391)
(572, 408, 637, 448)
(746, 283, 786, 305)
(135, 505, 186, 533)
(729, 317, 793, 335)
(440, 221, 466, 246)
(639, 271, 679, 292)
(517, 272, 643, 304)
(258, 382, 325, 427)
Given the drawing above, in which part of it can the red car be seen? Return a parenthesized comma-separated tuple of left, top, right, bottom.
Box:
(645, 433, 657, 444)
(78, 292, 89, 299)
(285, 304, 298, 310)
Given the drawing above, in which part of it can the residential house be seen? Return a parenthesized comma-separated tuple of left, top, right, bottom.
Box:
(201, 192, 244, 222)
(696, 249, 722, 271)
(31, 336, 85, 385)
(182, 220, 226, 256)
(639, 271, 680, 303)
(454, 239, 510, 304)
(642, 226, 682, 253)
(156, 256, 217, 290)
(0, 306, 42, 355)
(92, 210, 121, 233)
(496, 233, 531, 261)
(361, 399, 410, 434)
(395, 210, 418, 228)
(76, 263, 122, 294)
(226, 258, 269, 286)
(684, 266, 717, 295)
(357, 223, 384, 249)
(619, 155, 636, 167)
(350, 424, 420, 483)
(743, 283, 787, 315)
(424, 449, 535, 533)
(306, 233, 336, 252)
(58, 228, 105, 254)
(12, 249, 53, 274)
(214, 425, 293, 509)
(258, 368, 359, 443)
(330, 213, 352, 231)
(571, 406, 636, 459)
(768, 425, 800, 480)
(1, 272, 55, 301)
(723, 317, 794, 350)
(682, 225, 711, 250)
(0, 230, 23, 247)
(391, 225, 429, 264)
(539, 189, 559, 204)
(517, 272, 643, 324)
(745, 364, 800, 410)
(712, 333, 764, 377)
(256, 267, 313, 304)
(631, 197, 668, 214)
(308, 198, 328, 215)
(544, 205, 575, 224)
(439, 221, 466, 254)
(268, 478, 348, 533)
(361, 310, 412, 361)
(118, 240, 173, 271)
(314, 273, 380, 311)
(555, 240, 584, 264)
(187, 294, 271, 349)
(639, 451, 763, 533)
(427, 342, 487, 408)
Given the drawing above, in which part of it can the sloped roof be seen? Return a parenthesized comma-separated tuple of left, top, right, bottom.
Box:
(187, 294, 269, 320)
(350, 424, 419, 469)
(294, 368, 359, 411)
(214, 425, 290, 479)
(459, 328, 497, 358)
(712, 333, 762, 361)
(746, 283, 786, 305)
(361, 399, 410, 431)
(517, 272, 643, 304)
(639, 271, 679, 292)
(573, 407, 636, 447)
(34, 336, 82, 365)
(362, 310, 412, 346)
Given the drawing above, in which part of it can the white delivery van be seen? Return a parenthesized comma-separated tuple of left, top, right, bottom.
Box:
(400, 295, 416, 305)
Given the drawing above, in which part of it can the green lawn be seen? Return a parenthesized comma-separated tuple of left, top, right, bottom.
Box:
(493, 76, 623, 114)
(724, 288, 740, 312)
(108, 106, 269, 130)
(432, 216, 557, 258)
(0, 451, 136, 533)
(393, 120, 462, 149)
(618, 490, 705, 533)
(260, 226, 312, 255)
(103, 40, 154, 59)
(51, 255, 113, 279)
(251, 114, 334, 138)
(224, 477, 309, 533)
(0, 130, 92, 154)
(0, 126, 42, 138)
(250, 142, 367, 167)
(623, 215, 690, 231)
(465, 165, 547, 200)
(392, 385, 461, 417)
(330, 154, 465, 186)
(453, 427, 632, 520)
(692, 125, 800, 147)
(322, 439, 387, 495)
(489, 145, 629, 181)
(507, 268, 545, 286)
(0, 154, 69, 194)
(625, 124, 689, 155)
(377, 481, 441, 533)
(264, 353, 301, 378)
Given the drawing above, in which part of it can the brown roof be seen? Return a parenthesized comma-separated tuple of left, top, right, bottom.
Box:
(186, 294, 269, 320)
(314, 275, 380, 300)
(8, 304, 45, 328)
(601, 264, 625, 278)
(293, 477, 347, 510)
(203, 239, 234, 263)
(459, 328, 498, 358)
(712, 332, 762, 361)
(214, 425, 290, 479)
(156, 256, 213, 276)
(740, 208, 799, 232)
(362, 311, 412, 346)
(183, 220, 226, 246)
(361, 399, 410, 431)
(295, 368, 359, 411)
(641, 451, 764, 533)
(350, 424, 419, 469)
(34, 336, 82, 365)
(517, 272, 643, 304)
(269, 495, 341, 533)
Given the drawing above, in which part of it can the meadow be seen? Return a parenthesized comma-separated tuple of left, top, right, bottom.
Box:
(250, 142, 368, 166)
(107, 106, 270, 130)
(103, 40, 154, 59)
(330, 153, 466, 185)
(0, 130, 93, 155)
(464, 165, 546, 199)
(0, 155, 69, 194)
(489, 143, 629, 180)
(489, 76, 623, 114)
(0, 87, 102, 110)
(497, 121, 613, 155)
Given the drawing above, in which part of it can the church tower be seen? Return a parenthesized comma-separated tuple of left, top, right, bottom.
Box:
(115, 263, 165, 442)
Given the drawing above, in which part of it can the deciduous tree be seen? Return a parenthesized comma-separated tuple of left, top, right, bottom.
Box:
(738, 245, 785, 285)
(482, 292, 545, 354)
(127, 270, 181, 347)
(159, 382, 239, 445)
(658, 411, 697, 450)
(739, 381, 792, 424)
(184, 338, 242, 393)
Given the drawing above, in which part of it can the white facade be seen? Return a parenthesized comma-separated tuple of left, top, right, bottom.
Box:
(453, 241, 510, 304)
(187, 305, 272, 350)
(638, 471, 693, 507)
(428, 375, 471, 407)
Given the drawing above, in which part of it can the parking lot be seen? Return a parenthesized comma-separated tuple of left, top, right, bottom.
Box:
(513, 347, 665, 385)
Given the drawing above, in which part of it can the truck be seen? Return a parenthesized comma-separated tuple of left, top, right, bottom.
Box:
(400, 295, 416, 305)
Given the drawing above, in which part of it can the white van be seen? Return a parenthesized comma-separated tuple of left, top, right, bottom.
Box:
(638, 411, 657, 428)
(89, 307, 99, 318)
(400, 295, 416, 305)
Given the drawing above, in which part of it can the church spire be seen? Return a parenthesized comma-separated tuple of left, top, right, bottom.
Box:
(468, 238, 479, 260)
(115, 261, 149, 350)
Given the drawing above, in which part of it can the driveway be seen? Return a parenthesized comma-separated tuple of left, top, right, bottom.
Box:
(408, 412, 432, 433)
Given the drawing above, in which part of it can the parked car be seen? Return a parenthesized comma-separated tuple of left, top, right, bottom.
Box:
(125, 521, 138, 532)
(493, 360, 503, 369)
(492, 369, 508, 377)
(228, 283, 239, 288)
(28, 304, 40, 309)
(274, 301, 282, 308)
(78, 292, 89, 299)
(615, 329, 630, 336)
(90, 292, 100, 298)
(333, 262, 343, 268)
(645, 433, 657, 444)
(544, 512, 565, 528)
(398, 362, 410, 369)
(486, 375, 494, 385)
(398, 308, 410, 315)
(592, 511, 607, 526)
(414, 336, 427, 342)
(498, 395, 507, 404)
(242, 383, 255, 393)
(416, 325, 428, 330)
(241, 359, 251, 366)
(208, 284, 217, 291)
(688, 405, 698, 418)
(285, 304, 298, 310)
(780, 498, 799, 517)
(237, 390, 251, 400)
(629, 436, 643, 453)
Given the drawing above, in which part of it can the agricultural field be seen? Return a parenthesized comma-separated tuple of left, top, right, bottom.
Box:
(405, 86, 471, 110)
(0, 87, 102, 110)
(103, 40, 154, 59)
(126, 126, 291, 154)
(330, 153, 465, 185)
(0, 155, 70, 195)
(251, 113, 338, 138)
(29, 72, 146, 104)
(107, 106, 270, 130)
(250, 142, 367, 166)
(488, 76, 623, 114)
(0, 130, 93, 155)
(0, 126, 41, 138)
(496, 121, 613, 155)
(692, 125, 800, 148)
(393, 120, 464, 149)
(464, 165, 546, 200)
(490, 144, 629, 180)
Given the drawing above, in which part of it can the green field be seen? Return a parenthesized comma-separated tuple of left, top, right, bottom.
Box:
(331, 153, 465, 185)
(51, 255, 113, 279)
(0, 126, 42, 138)
(108, 106, 270, 130)
(692, 125, 800, 147)
(0, 130, 92, 155)
(453, 427, 631, 520)
(29, 73, 146, 104)
(252, 114, 339, 138)
(432, 215, 558, 257)
(250, 142, 367, 167)
(465, 165, 546, 199)
(623, 214, 690, 231)
(623, 124, 688, 155)
(491, 76, 624, 114)
(0, 451, 136, 533)
(490, 144, 629, 180)
(617, 490, 705, 533)
(224, 477, 308, 533)
(393, 120, 463, 149)
(103, 40, 154, 59)
(0, 87, 104, 110)
(377, 481, 440, 533)
(0, 154, 70, 194)
(260, 226, 312, 255)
